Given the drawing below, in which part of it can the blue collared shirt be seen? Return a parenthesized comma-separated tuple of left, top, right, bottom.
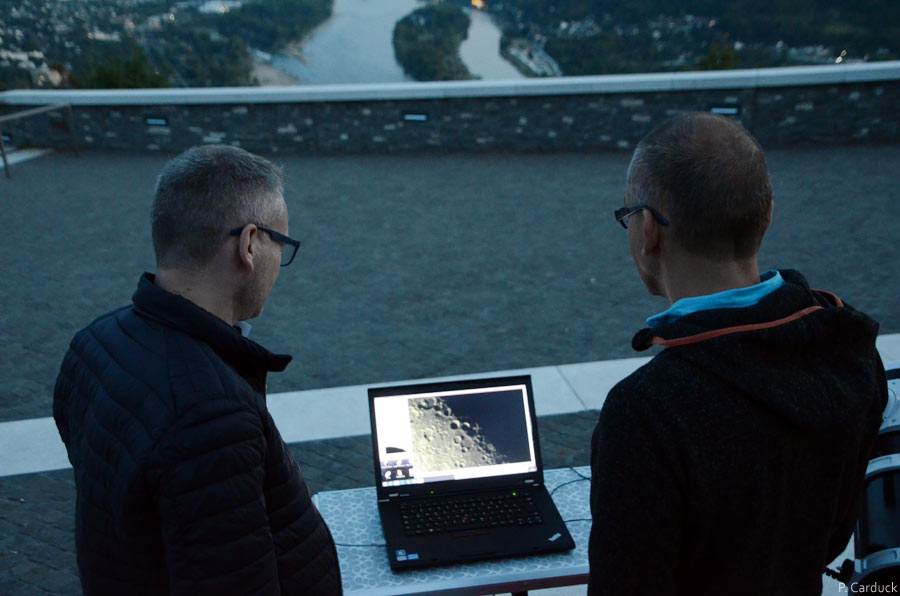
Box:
(646, 270, 785, 328)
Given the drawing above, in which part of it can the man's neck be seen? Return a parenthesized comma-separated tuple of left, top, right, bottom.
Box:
(659, 255, 762, 304)
(154, 268, 239, 326)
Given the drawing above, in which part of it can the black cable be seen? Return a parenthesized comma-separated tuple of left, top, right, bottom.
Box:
(569, 467, 591, 481)
(549, 468, 592, 497)
(549, 477, 586, 497)
(551, 469, 593, 525)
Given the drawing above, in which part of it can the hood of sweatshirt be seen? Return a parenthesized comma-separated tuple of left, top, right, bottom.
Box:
(630, 269, 887, 434)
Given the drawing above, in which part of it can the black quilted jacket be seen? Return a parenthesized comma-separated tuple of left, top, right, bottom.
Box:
(54, 273, 342, 595)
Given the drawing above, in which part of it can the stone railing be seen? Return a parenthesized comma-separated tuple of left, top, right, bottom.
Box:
(1, 61, 898, 154)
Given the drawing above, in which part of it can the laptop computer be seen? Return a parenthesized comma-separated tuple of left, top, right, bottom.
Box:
(368, 374, 576, 570)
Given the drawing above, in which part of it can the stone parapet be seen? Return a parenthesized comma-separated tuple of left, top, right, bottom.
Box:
(1, 62, 898, 153)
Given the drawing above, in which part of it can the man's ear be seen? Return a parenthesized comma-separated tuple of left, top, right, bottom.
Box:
(640, 208, 661, 256)
(237, 224, 257, 272)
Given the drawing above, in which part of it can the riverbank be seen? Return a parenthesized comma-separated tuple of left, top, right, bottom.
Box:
(252, 59, 301, 86)
(501, 38, 562, 77)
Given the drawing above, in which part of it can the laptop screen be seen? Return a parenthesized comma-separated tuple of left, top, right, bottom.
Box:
(371, 379, 539, 489)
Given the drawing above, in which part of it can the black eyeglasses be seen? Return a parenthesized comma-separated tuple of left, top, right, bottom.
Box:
(229, 225, 301, 267)
(614, 204, 670, 229)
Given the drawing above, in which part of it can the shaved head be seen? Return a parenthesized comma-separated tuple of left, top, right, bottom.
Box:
(627, 112, 773, 260)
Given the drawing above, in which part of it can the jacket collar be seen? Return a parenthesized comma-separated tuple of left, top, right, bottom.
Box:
(131, 273, 291, 391)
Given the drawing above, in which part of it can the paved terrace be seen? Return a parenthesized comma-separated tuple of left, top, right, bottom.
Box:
(1, 146, 899, 595)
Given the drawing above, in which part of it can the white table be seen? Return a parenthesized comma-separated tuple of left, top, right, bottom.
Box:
(313, 467, 592, 595)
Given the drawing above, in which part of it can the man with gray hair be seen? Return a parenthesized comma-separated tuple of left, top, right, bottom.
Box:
(589, 113, 886, 594)
(54, 145, 342, 595)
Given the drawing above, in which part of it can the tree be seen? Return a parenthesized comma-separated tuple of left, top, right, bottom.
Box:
(697, 42, 738, 70)
(393, 2, 473, 81)
(81, 48, 169, 89)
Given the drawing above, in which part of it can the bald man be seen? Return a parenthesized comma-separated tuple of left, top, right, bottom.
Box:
(589, 113, 886, 595)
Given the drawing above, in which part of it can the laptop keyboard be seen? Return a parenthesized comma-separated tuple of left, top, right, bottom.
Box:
(400, 492, 543, 536)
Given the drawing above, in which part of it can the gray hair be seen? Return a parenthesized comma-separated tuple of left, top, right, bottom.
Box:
(626, 112, 773, 260)
(151, 145, 285, 269)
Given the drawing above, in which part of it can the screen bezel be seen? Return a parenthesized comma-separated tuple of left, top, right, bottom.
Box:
(368, 375, 544, 501)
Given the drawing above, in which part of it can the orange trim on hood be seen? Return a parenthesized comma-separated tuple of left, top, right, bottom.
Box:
(650, 290, 843, 349)
(812, 288, 844, 308)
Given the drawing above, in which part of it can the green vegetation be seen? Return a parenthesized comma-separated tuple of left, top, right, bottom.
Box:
(544, 30, 696, 76)
(495, 0, 899, 75)
(393, 2, 474, 81)
(67, 38, 170, 89)
(152, 26, 255, 87)
(216, 0, 333, 52)
(149, 0, 332, 86)
(541, 29, 789, 75)
(696, 43, 738, 71)
(81, 48, 169, 89)
(0, 67, 35, 90)
(0, 0, 332, 89)
(497, 0, 899, 49)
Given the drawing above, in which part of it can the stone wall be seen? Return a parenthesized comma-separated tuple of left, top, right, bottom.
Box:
(1, 62, 898, 154)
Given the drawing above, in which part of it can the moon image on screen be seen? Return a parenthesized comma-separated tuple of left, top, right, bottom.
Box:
(408, 391, 531, 473)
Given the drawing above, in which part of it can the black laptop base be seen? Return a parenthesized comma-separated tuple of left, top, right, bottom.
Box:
(379, 486, 575, 571)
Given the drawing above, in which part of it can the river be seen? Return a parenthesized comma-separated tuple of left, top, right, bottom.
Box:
(459, 7, 523, 80)
(268, 0, 523, 84)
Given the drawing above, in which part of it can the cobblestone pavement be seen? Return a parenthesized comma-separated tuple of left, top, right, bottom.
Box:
(0, 411, 598, 595)
(1, 146, 899, 422)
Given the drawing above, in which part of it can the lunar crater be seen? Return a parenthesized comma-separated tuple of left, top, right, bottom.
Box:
(409, 396, 508, 472)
